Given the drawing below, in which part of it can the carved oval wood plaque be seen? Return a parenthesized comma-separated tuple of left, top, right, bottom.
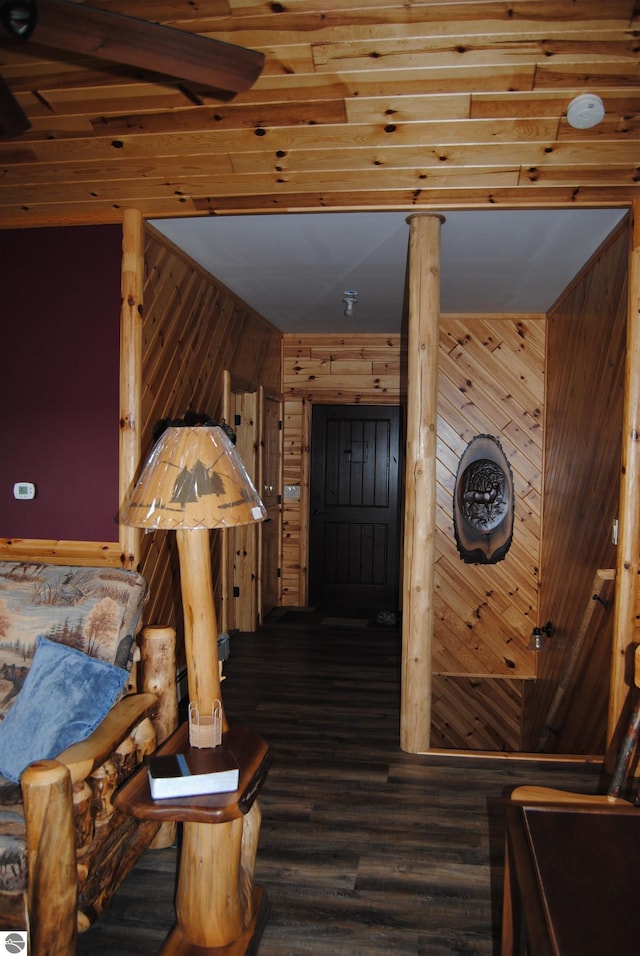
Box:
(453, 434, 514, 564)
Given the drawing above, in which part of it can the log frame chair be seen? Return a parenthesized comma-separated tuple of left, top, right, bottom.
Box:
(18, 624, 178, 956)
(0, 559, 178, 956)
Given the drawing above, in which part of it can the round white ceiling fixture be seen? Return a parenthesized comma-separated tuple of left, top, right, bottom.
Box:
(566, 93, 605, 130)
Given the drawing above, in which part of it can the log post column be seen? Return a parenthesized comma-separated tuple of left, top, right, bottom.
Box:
(608, 199, 640, 765)
(401, 213, 445, 754)
(119, 208, 144, 571)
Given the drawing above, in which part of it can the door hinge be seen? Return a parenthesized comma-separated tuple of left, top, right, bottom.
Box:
(278, 419, 283, 430)
(234, 414, 242, 427)
(233, 586, 240, 597)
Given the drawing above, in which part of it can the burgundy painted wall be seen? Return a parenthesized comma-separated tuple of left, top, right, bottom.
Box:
(0, 225, 121, 542)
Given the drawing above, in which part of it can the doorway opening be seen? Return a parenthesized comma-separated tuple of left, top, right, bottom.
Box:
(309, 404, 402, 611)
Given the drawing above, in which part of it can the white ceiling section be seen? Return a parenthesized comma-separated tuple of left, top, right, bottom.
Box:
(151, 209, 628, 335)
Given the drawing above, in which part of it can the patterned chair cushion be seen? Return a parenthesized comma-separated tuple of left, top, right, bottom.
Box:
(0, 563, 147, 722)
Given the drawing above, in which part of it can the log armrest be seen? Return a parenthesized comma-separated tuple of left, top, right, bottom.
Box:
(56, 693, 157, 785)
(509, 784, 633, 807)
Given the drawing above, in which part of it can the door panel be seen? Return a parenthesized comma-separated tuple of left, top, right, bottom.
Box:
(309, 405, 401, 609)
(227, 391, 259, 632)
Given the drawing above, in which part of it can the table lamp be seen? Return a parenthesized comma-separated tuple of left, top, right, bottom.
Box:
(122, 419, 266, 730)
(119, 419, 271, 952)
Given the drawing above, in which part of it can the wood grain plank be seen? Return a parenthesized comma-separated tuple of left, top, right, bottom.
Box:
(522, 219, 628, 752)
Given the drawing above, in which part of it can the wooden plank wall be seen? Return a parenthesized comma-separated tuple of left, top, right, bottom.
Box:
(522, 219, 629, 754)
(432, 315, 544, 750)
(139, 227, 282, 647)
(282, 334, 404, 605)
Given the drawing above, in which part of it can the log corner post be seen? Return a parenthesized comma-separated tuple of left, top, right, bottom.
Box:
(401, 213, 445, 754)
(607, 200, 640, 768)
(119, 208, 144, 572)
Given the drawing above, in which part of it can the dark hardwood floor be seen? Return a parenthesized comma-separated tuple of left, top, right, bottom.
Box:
(81, 608, 604, 955)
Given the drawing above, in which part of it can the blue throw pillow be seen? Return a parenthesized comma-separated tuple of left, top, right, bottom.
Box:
(0, 636, 129, 782)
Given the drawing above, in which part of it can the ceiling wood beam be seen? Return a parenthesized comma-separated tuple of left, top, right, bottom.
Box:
(1, 0, 264, 92)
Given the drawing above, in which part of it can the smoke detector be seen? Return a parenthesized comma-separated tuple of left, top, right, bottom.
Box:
(566, 94, 605, 130)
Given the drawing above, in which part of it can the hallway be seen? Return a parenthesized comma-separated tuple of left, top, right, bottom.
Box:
(82, 608, 603, 955)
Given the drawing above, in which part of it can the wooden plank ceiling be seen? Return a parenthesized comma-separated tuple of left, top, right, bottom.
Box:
(0, 0, 639, 228)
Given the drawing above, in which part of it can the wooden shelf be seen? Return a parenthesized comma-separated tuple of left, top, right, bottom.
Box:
(114, 722, 271, 824)
(113, 722, 272, 954)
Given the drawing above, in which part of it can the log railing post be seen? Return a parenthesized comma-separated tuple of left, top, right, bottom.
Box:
(139, 624, 178, 745)
(401, 213, 445, 753)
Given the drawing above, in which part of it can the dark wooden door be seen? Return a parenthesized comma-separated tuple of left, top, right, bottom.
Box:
(309, 405, 402, 609)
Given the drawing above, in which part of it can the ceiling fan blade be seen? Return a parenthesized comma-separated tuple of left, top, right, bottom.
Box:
(0, 75, 31, 135)
(5, 0, 264, 93)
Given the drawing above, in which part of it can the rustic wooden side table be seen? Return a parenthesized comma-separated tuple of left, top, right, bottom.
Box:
(115, 722, 272, 955)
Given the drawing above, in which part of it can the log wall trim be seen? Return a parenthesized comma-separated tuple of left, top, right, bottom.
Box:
(0, 539, 123, 565)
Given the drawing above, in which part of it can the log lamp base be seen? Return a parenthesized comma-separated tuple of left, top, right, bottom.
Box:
(114, 724, 271, 956)
(160, 886, 270, 955)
